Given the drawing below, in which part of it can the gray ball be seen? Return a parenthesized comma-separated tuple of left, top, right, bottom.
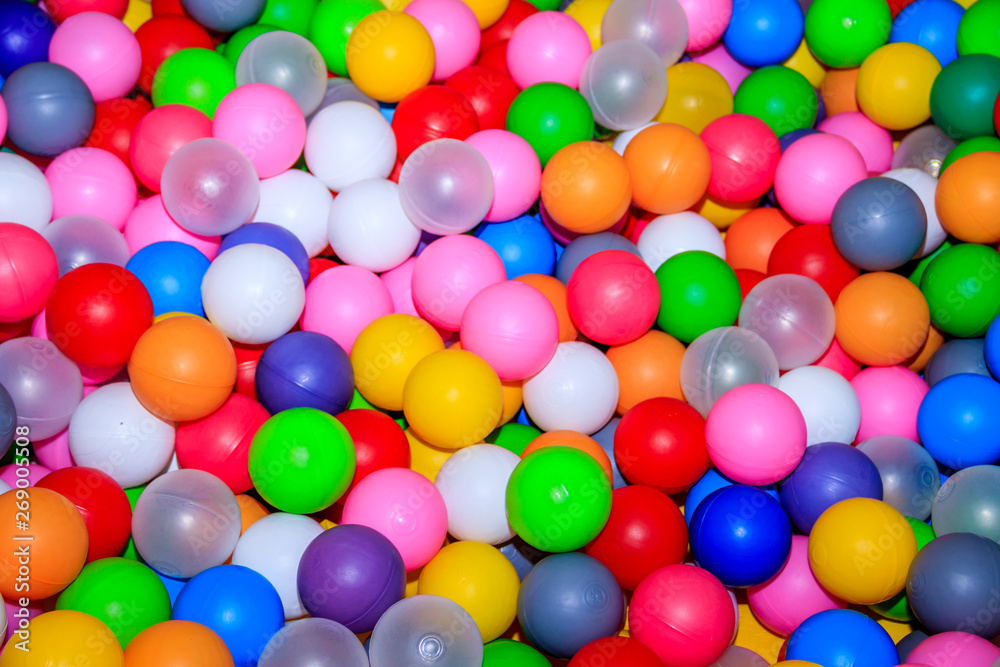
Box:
(180, 0, 265, 33)
(926, 338, 990, 387)
(0, 383, 15, 460)
(830, 177, 927, 271)
(556, 231, 642, 284)
(3, 62, 95, 158)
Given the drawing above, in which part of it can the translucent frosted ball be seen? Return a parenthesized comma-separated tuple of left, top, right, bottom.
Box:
(236, 31, 328, 116)
(601, 0, 690, 67)
(579, 40, 669, 131)
(680, 326, 779, 417)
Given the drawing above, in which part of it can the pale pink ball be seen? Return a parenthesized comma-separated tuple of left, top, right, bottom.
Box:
(818, 111, 894, 174)
(678, 0, 733, 51)
(0, 463, 51, 488)
(465, 129, 542, 223)
(506, 11, 592, 89)
(212, 83, 307, 179)
(45, 147, 137, 231)
(774, 133, 869, 225)
(380, 257, 420, 318)
(48, 12, 141, 102)
(405, 0, 481, 81)
(301, 265, 394, 353)
(124, 195, 221, 260)
(850, 365, 928, 443)
(690, 42, 752, 95)
(907, 631, 1000, 667)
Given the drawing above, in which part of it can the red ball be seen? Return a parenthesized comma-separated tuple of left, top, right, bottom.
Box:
(35, 466, 132, 562)
(233, 341, 269, 400)
(566, 250, 660, 346)
(335, 409, 411, 496)
(135, 16, 214, 93)
(480, 0, 537, 51)
(614, 397, 710, 493)
(308, 257, 340, 284)
(735, 268, 767, 300)
(444, 65, 521, 131)
(130, 104, 213, 192)
(391, 85, 481, 162)
(85, 98, 153, 172)
(0, 223, 58, 323)
(476, 40, 510, 77)
(569, 636, 665, 667)
(766, 224, 859, 302)
(151, 0, 188, 16)
(46, 0, 128, 23)
(585, 486, 687, 591)
(0, 319, 31, 344)
(701, 114, 780, 202)
(175, 393, 269, 494)
(46, 263, 154, 368)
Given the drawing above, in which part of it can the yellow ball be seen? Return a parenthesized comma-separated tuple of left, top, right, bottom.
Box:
(418, 541, 520, 642)
(403, 349, 504, 449)
(694, 195, 761, 230)
(351, 314, 445, 411)
(783, 39, 827, 88)
(460, 0, 510, 28)
(406, 427, 453, 481)
(565, 0, 614, 50)
(655, 62, 733, 133)
(382, 0, 413, 9)
(346, 11, 435, 103)
(808, 498, 918, 606)
(856, 43, 941, 131)
(123, 0, 152, 32)
(0, 611, 123, 667)
(153, 311, 202, 323)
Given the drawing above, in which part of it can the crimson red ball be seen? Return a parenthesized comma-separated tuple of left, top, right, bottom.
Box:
(701, 114, 780, 202)
(614, 397, 710, 493)
(130, 104, 213, 192)
(47, 0, 128, 23)
(0, 319, 31, 344)
(135, 16, 214, 93)
(480, 0, 537, 51)
(35, 466, 132, 562)
(568, 636, 665, 667)
(85, 97, 153, 172)
(151, 0, 188, 16)
(335, 409, 411, 496)
(567, 250, 660, 346)
(766, 224, 859, 302)
(476, 40, 510, 76)
(444, 65, 520, 131)
(736, 268, 767, 300)
(391, 86, 480, 162)
(585, 486, 688, 591)
(233, 341, 268, 400)
(308, 257, 339, 284)
(175, 393, 269, 494)
(0, 223, 58, 323)
(45, 263, 154, 368)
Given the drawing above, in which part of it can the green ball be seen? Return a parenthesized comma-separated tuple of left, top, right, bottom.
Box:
(120, 486, 145, 562)
(958, 0, 1000, 58)
(869, 518, 935, 621)
(348, 387, 377, 411)
(224, 24, 280, 67)
(505, 446, 612, 552)
(309, 0, 385, 77)
(486, 422, 542, 456)
(655, 251, 742, 344)
(940, 136, 1000, 174)
(151, 48, 236, 119)
(56, 558, 170, 648)
(258, 0, 316, 35)
(733, 66, 818, 136)
(483, 639, 551, 666)
(249, 407, 356, 514)
(525, 0, 560, 9)
(930, 54, 1000, 140)
(805, 0, 892, 67)
(907, 240, 953, 287)
(920, 243, 1000, 337)
(506, 82, 594, 167)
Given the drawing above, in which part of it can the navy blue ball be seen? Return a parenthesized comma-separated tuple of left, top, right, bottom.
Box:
(830, 177, 928, 271)
(126, 241, 210, 317)
(890, 0, 964, 67)
(918, 372, 1000, 470)
(0, 0, 54, 78)
(255, 331, 354, 416)
(474, 214, 557, 279)
(219, 223, 311, 285)
(724, 0, 804, 67)
(0, 382, 14, 459)
(926, 337, 989, 387)
(786, 609, 899, 666)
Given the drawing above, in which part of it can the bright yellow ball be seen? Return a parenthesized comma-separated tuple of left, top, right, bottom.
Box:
(153, 311, 201, 323)
(405, 428, 453, 482)
(856, 42, 941, 131)
(351, 314, 445, 411)
(783, 38, 827, 88)
(123, 0, 152, 32)
(565, 0, 614, 50)
(0, 611, 123, 667)
(460, 0, 510, 28)
(655, 62, 733, 133)
(346, 11, 435, 103)
(694, 195, 761, 230)
(418, 541, 520, 642)
(808, 498, 917, 606)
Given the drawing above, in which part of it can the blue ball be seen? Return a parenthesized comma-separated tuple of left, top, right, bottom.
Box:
(689, 484, 792, 587)
(219, 222, 310, 285)
(517, 553, 624, 659)
(918, 372, 1000, 470)
(255, 331, 354, 415)
(126, 241, 210, 317)
(0, 0, 55, 78)
(683, 469, 780, 527)
(983, 313, 1000, 377)
(172, 565, 285, 667)
(890, 0, 964, 67)
(785, 609, 900, 667)
(723, 0, 804, 67)
(474, 214, 557, 279)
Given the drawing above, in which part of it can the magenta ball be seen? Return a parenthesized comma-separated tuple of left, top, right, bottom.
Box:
(212, 83, 307, 179)
(404, 0, 481, 81)
(47, 12, 141, 102)
(677, 0, 732, 51)
(45, 147, 138, 231)
(0, 95, 6, 143)
(465, 129, 542, 223)
(123, 195, 221, 260)
(506, 11, 592, 90)
(906, 632, 1000, 667)
(850, 366, 928, 443)
(566, 249, 660, 345)
(773, 133, 869, 225)
(817, 111, 894, 174)
(300, 265, 394, 353)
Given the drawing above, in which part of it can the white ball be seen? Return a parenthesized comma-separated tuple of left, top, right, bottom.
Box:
(882, 167, 945, 258)
(612, 122, 658, 156)
(435, 444, 520, 544)
(636, 211, 725, 272)
(68, 383, 175, 487)
(232, 513, 324, 620)
(0, 153, 52, 232)
(327, 179, 421, 273)
(523, 341, 619, 435)
(778, 365, 861, 446)
(304, 101, 396, 193)
(254, 169, 334, 257)
(202, 243, 306, 344)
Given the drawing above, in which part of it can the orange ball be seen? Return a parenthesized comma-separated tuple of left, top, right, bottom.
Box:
(623, 123, 711, 214)
(724, 207, 797, 273)
(906, 325, 945, 373)
(819, 67, 860, 116)
(125, 621, 234, 667)
(540, 141, 632, 234)
(128, 315, 237, 421)
(501, 380, 523, 425)
(236, 494, 269, 535)
(606, 330, 685, 414)
(521, 430, 614, 484)
(935, 152, 1000, 243)
(834, 272, 930, 367)
(0, 488, 88, 600)
(514, 274, 578, 342)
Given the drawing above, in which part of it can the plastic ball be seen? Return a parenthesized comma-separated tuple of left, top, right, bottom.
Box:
(891, 124, 957, 176)
(613, 397, 709, 492)
(724, 0, 803, 67)
(253, 170, 333, 257)
(558, 229, 641, 282)
(733, 65, 816, 137)
(908, 632, 1000, 667)
(0, 0, 54, 78)
(135, 15, 214, 93)
(835, 272, 930, 366)
(45, 149, 136, 233)
(36, 467, 130, 562)
(776, 135, 867, 224)
(464, 130, 541, 223)
(541, 143, 630, 236)
(0, 224, 57, 323)
(928, 337, 989, 386)
(303, 264, 393, 352)
(345, 11, 435, 103)
(124, 620, 235, 666)
(784, 609, 899, 666)
(936, 153, 1000, 245)
(933, 465, 1000, 541)
(333, 410, 408, 495)
(881, 167, 946, 257)
(830, 177, 927, 271)
(890, 0, 962, 66)
(653, 62, 733, 133)
(655, 251, 741, 344)
(129, 104, 211, 192)
(434, 444, 519, 544)
(0, 610, 122, 666)
(256, 334, 350, 418)
(445, 65, 520, 131)
(679, 326, 778, 418)
(474, 214, 556, 278)
(151, 48, 236, 119)
(566, 250, 659, 346)
(931, 54, 1000, 141)
(368, 595, 483, 667)
(350, 313, 444, 411)
(940, 136, 1000, 173)
(505, 82, 594, 166)
(307, 0, 383, 76)
(851, 365, 927, 442)
(805, 0, 891, 67)
(606, 329, 685, 413)
(777, 367, 858, 447)
(3, 61, 96, 158)
(624, 123, 711, 214)
(258, 619, 367, 667)
(577, 40, 667, 131)
(391, 85, 479, 162)
(819, 111, 893, 173)
(482, 639, 551, 666)
(601, 0, 688, 67)
(327, 178, 419, 272)
(506, 11, 590, 89)
(40, 216, 126, 279)
(522, 341, 619, 434)
(701, 114, 780, 203)
(212, 84, 306, 179)
(918, 373, 1000, 469)
(48, 12, 141, 103)
(235, 32, 325, 116)
(403, 0, 480, 80)
(767, 225, 859, 302)
(125, 242, 209, 317)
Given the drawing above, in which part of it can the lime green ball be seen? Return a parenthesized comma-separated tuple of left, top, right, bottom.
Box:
(348, 387, 377, 411)
(486, 422, 542, 456)
(224, 24, 280, 67)
(483, 639, 551, 666)
(120, 486, 145, 562)
(506, 446, 612, 552)
(506, 82, 595, 167)
(309, 0, 385, 77)
(733, 66, 818, 136)
(258, 0, 316, 35)
(908, 240, 953, 287)
(249, 407, 356, 514)
(930, 54, 1000, 140)
(869, 518, 935, 621)
(958, 0, 1000, 58)
(941, 136, 1000, 173)
(805, 0, 892, 67)
(56, 558, 170, 648)
(920, 243, 1000, 337)
(655, 251, 742, 344)
(151, 48, 236, 119)
(525, 0, 560, 8)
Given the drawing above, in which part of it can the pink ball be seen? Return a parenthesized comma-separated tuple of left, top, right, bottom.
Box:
(4, 597, 47, 646)
(813, 338, 862, 381)
(907, 631, 1000, 667)
(747, 535, 846, 637)
(301, 265, 394, 353)
(411, 235, 507, 331)
(705, 383, 807, 485)
(47, 12, 141, 103)
(380, 257, 420, 318)
(33, 429, 75, 471)
(405, 0, 481, 81)
(45, 147, 138, 231)
(818, 112, 894, 174)
(690, 42, 752, 95)
(774, 133, 869, 225)
(341, 467, 447, 572)
(124, 195, 221, 260)
(465, 129, 542, 223)
(0, 95, 6, 145)
(0, 223, 58, 324)
(31, 309, 123, 385)
(0, 463, 51, 488)
(678, 0, 733, 51)
(212, 84, 307, 179)
(506, 11, 592, 89)
(850, 365, 928, 443)
(460, 281, 558, 381)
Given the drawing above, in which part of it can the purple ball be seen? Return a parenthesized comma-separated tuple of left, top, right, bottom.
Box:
(297, 524, 406, 633)
(255, 330, 354, 416)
